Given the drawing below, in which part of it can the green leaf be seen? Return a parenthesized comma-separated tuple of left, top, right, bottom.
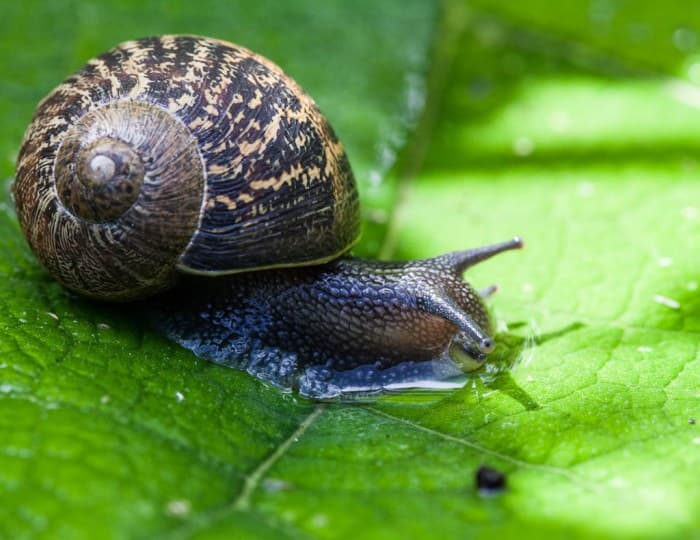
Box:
(2, 1, 700, 539)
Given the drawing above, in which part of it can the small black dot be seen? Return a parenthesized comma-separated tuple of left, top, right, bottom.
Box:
(689, 418, 696, 425)
(476, 465, 507, 496)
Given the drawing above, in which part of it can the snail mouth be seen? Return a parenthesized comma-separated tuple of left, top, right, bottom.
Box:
(55, 136, 145, 223)
(448, 332, 490, 372)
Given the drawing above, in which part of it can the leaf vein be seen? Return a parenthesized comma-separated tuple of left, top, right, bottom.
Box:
(232, 404, 326, 510)
(367, 405, 596, 489)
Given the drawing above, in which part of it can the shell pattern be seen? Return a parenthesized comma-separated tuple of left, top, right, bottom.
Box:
(14, 35, 360, 300)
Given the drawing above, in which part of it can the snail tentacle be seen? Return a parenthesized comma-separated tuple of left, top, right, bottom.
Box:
(437, 237, 524, 275)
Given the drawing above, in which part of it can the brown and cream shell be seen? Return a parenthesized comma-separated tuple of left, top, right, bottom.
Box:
(14, 35, 359, 300)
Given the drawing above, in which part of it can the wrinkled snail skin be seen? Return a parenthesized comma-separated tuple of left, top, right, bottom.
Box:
(156, 238, 524, 387)
(13, 35, 523, 397)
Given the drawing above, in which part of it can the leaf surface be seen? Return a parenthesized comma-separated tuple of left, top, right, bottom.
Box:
(1, 1, 699, 539)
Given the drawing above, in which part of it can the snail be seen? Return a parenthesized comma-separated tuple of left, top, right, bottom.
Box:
(13, 35, 522, 398)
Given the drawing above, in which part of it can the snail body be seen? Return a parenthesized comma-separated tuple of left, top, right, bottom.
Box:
(159, 242, 521, 397)
(14, 35, 522, 398)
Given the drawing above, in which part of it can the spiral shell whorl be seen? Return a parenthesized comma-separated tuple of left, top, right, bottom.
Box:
(15, 100, 206, 300)
(55, 104, 150, 223)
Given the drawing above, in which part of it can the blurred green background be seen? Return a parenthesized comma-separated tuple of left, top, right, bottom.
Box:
(1, 1, 699, 539)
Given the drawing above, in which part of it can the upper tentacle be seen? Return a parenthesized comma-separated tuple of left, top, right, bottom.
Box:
(432, 237, 524, 275)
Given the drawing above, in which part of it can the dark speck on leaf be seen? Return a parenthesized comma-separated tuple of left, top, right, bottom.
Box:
(476, 465, 507, 496)
(689, 418, 696, 425)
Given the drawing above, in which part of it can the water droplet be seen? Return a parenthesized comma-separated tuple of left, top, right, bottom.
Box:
(681, 206, 698, 220)
(310, 514, 329, 528)
(512, 136, 534, 157)
(0, 383, 15, 393)
(165, 499, 191, 517)
(673, 27, 698, 52)
(688, 62, 700, 85)
(404, 72, 426, 121)
(609, 476, 628, 488)
(262, 478, 293, 492)
(496, 319, 509, 333)
(365, 208, 388, 224)
(377, 144, 396, 172)
(548, 111, 571, 133)
(577, 182, 595, 198)
(652, 294, 680, 310)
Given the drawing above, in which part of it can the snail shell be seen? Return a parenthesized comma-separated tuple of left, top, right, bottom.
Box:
(14, 35, 359, 300)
